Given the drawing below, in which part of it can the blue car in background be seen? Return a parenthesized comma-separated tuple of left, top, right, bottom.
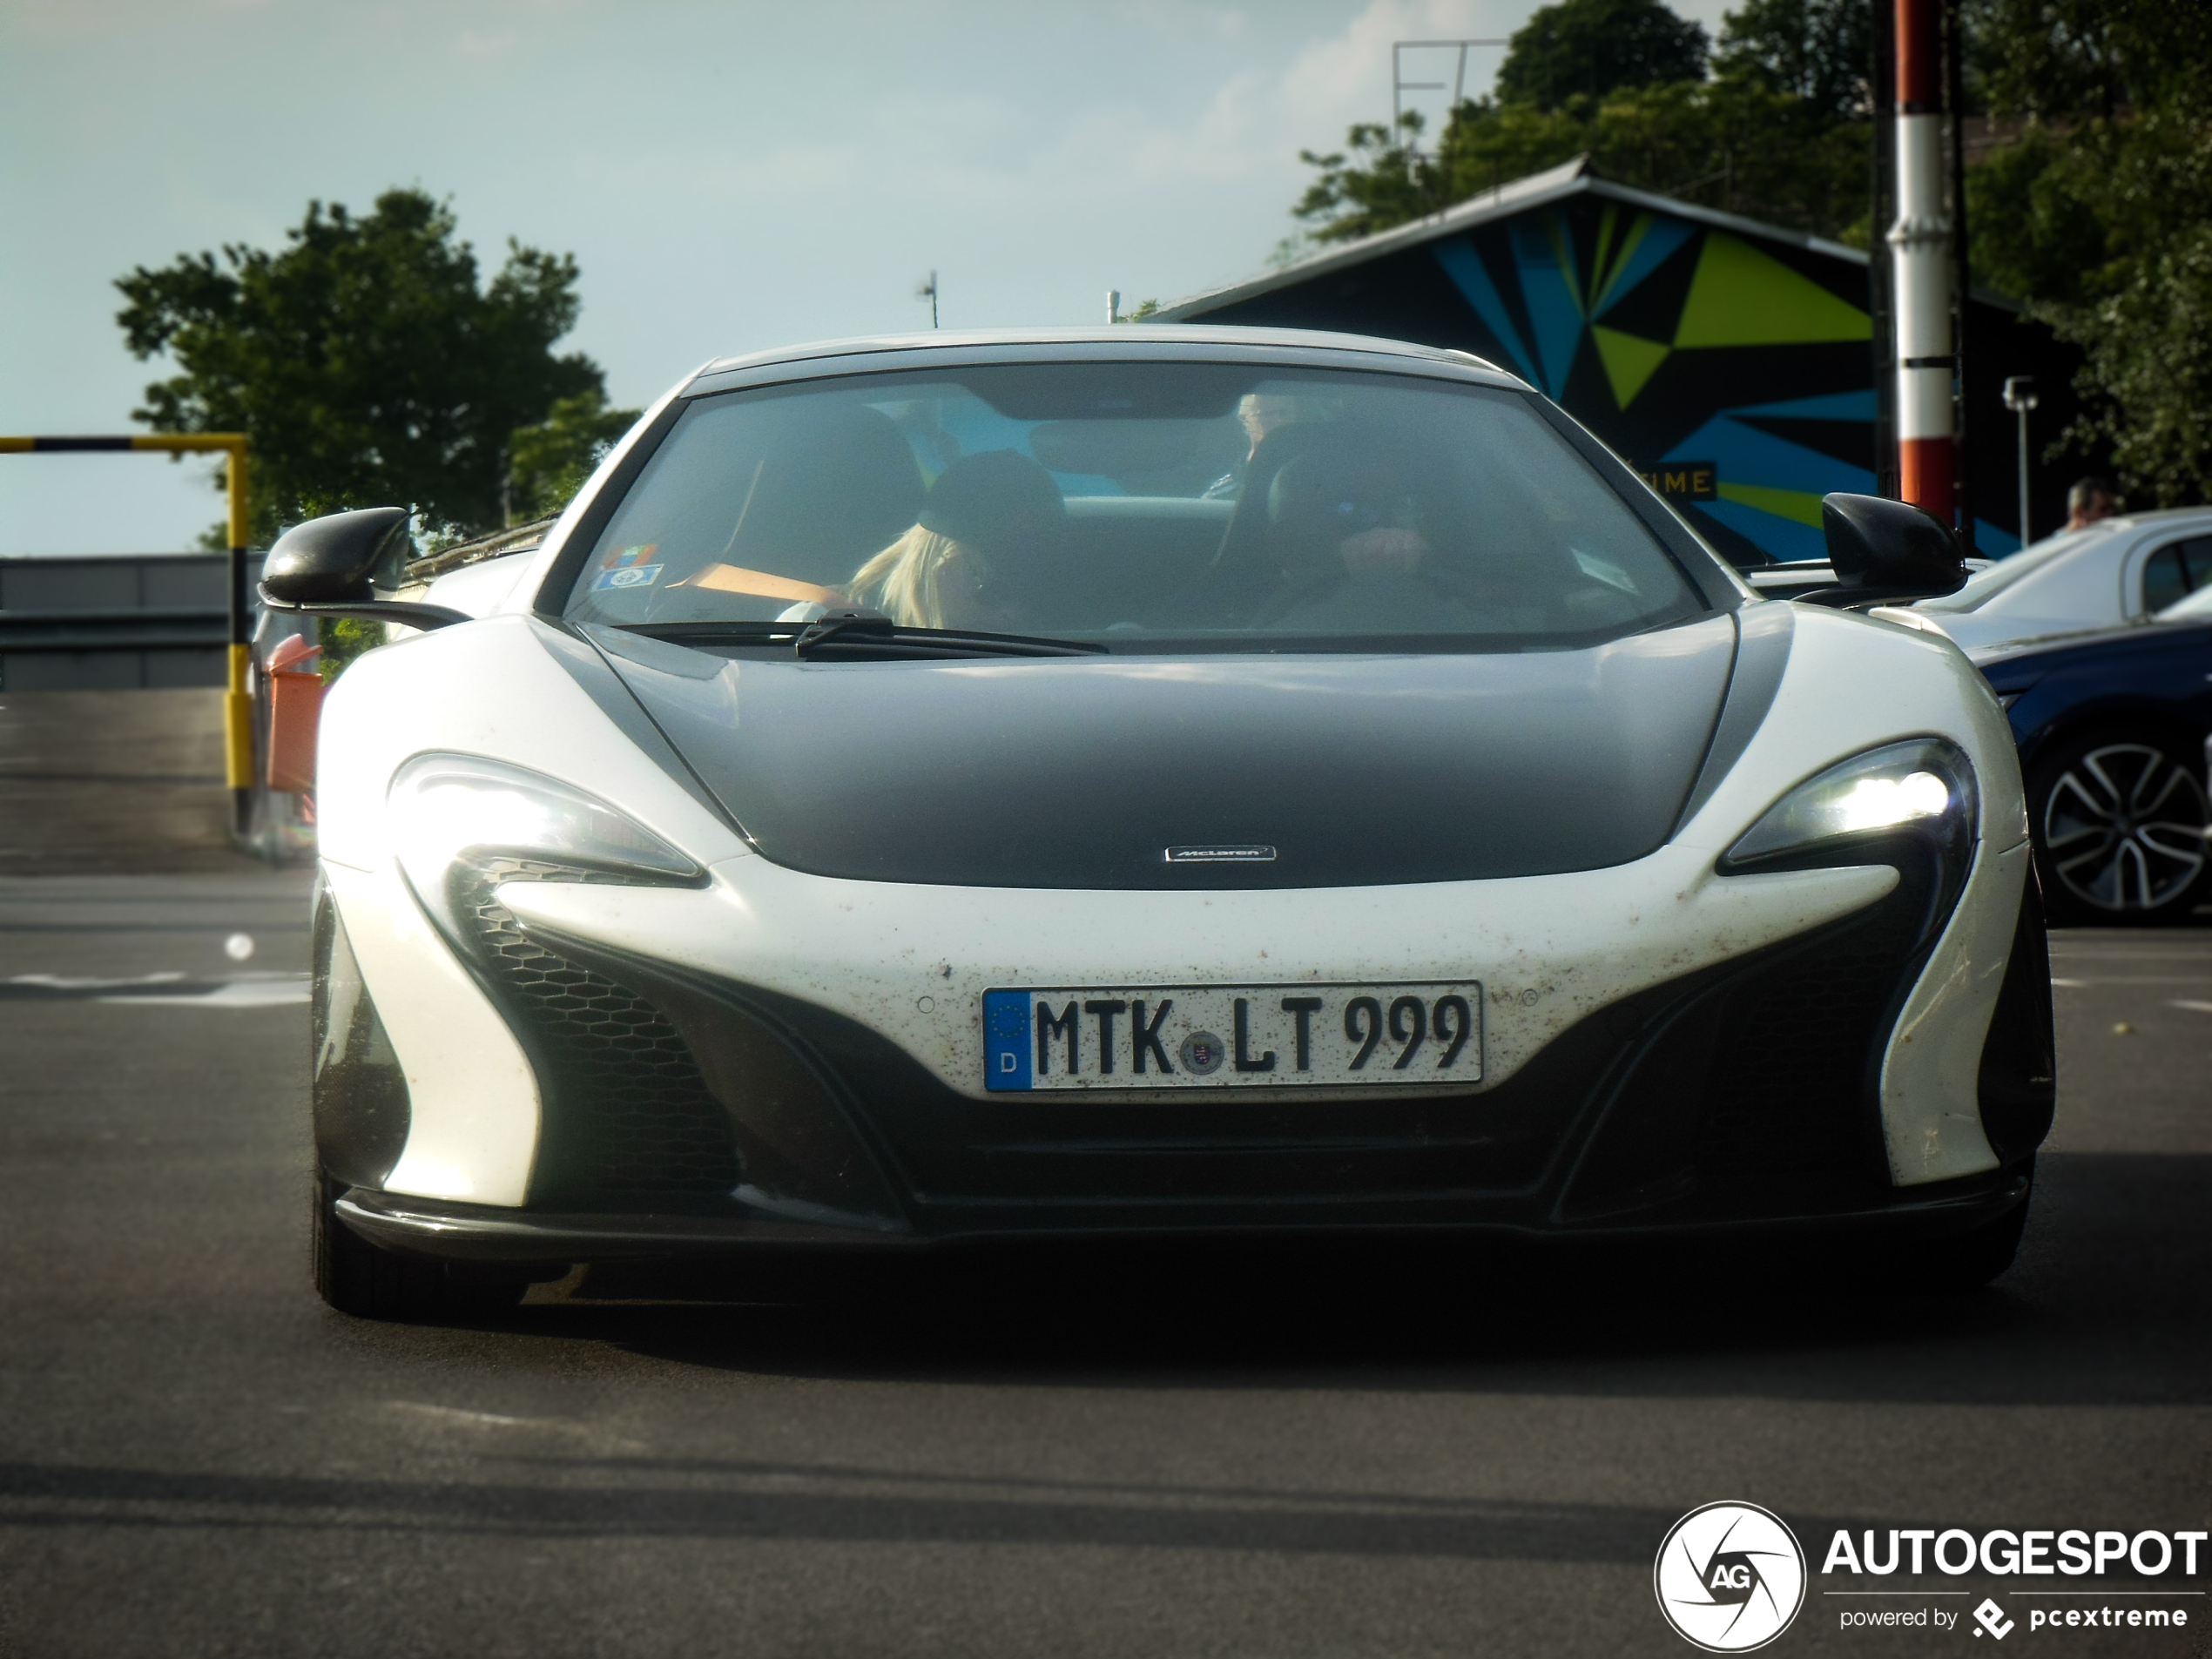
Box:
(1968, 589, 2212, 925)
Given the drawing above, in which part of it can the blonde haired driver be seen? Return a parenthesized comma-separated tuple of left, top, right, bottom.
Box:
(848, 449, 1067, 630)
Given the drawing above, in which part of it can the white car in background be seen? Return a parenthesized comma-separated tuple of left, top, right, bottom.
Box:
(1875, 509, 2212, 650)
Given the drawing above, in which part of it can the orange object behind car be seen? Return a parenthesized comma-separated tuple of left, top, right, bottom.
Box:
(266, 636, 323, 794)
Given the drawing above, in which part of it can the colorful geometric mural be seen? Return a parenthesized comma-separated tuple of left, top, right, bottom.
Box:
(1169, 168, 2036, 563)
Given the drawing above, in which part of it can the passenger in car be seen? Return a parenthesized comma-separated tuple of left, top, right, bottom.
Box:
(1202, 393, 1318, 502)
(846, 449, 1069, 631)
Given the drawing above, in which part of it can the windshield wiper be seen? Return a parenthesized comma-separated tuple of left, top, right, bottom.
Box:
(791, 616, 1108, 660)
(618, 617, 1107, 660)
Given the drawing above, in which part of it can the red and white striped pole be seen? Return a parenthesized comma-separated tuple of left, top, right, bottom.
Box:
(1890, 0, 1953, 523)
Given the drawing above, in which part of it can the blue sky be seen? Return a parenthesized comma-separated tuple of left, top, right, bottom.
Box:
(2, 0, 1728, 552)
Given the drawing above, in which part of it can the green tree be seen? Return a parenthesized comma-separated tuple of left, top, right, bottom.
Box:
(116, 188, 605, 544)
(1291, 0, 1865, 247)
(1712, 0, 1871, 121)
(315, 618, 388, 685)
(1495, 0, 1709, 110)
(1963, 0, 2212, 502)
(1294, 82, 1866, 246)
(1294, 111, 1456, 244)
(1966, 0, 2209, 121)
(508, 389, 643, 523)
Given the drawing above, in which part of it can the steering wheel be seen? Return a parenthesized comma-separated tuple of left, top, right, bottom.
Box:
(1244, 554, 1487, 630)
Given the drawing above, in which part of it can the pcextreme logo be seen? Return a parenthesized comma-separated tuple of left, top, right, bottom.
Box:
(1656, 1501, 1809, 1652)
(1973, 1598, 2016, 1640)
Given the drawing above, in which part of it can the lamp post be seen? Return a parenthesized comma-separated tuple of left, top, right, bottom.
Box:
(2002, 375, 2038, 549)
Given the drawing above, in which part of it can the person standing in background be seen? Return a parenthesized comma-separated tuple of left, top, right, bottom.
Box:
(2064, 476, 2119, 531)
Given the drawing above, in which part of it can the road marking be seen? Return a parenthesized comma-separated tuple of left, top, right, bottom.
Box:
(385, 1402, 540, 1428)
(2048, 954, 2212, 962)
(107, 980, 307, 1008)
(2036, 976, 2212, 986)
(382, 1399, 649, 1451)
(4, 972, 185, 991)
(2047, 949, 2212, 960)
(2170, 1000, 2212, 1015)
(2, 972, 307, 1006)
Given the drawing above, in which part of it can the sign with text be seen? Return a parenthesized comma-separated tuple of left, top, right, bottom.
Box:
(1640, 460, 1718, 502)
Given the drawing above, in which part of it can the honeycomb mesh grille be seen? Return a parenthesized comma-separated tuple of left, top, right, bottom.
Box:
(462, 857, 740, 1197)
(1693, 897, 1920, 1190)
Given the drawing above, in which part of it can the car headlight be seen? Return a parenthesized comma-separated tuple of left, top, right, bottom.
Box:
(1722, 738, 1977, 870)
(388, 753, 702, 943)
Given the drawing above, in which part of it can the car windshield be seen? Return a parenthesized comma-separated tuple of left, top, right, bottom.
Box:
(563, 363, 1704, 648)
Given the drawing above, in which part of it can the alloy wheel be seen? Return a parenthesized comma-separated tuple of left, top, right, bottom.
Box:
(2041, 743, 2212, 914)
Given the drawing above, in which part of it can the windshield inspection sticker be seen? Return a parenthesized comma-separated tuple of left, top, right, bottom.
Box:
(601, 543, 659, 569)
(591, 563, 664, 591)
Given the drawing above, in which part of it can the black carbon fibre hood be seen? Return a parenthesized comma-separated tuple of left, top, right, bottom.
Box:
(587, 617, 1736, 888)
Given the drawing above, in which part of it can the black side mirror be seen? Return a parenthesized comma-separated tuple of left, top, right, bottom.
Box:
(1798, 494, 1968, 607)
(258, 507, 468, 630)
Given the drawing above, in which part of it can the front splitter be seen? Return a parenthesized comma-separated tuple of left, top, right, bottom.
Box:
(336, 1169, 2028, 1267)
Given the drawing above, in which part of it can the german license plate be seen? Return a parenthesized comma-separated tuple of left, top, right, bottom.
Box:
(982, 982, 1483, 1092)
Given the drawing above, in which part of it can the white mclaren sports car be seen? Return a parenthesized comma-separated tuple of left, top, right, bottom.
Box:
(262, 327, 2056, 1320)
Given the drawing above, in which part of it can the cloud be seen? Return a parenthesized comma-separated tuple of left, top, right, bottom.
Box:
(570, 138, 866, 203)
(1274, 0, 1532, 128)
(1032, 0, 1531, 204)
(2, 0, 1753, 552)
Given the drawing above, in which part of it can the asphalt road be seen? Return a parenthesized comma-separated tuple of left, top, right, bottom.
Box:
(1, 866, 2207, 1658)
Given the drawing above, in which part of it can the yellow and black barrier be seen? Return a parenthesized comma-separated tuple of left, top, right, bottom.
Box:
(0, 434, 253, 835)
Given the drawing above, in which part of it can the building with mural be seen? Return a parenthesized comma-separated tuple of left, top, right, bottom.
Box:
(1160, 157, 2079, 565)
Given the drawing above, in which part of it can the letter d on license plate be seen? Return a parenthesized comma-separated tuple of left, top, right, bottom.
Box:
(983, 981, 1481, 1091)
